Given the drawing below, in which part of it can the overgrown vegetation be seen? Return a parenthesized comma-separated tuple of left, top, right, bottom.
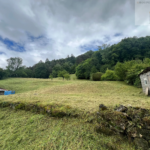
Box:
(114, 58, 150, 87)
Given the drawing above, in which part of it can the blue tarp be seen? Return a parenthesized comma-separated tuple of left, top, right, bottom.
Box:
(11, 91, 15, 94)
(4, 91, 15, 95)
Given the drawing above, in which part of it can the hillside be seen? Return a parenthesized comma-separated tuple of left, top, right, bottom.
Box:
(0, 78, 149, 112)
(1, 36, 150, 80)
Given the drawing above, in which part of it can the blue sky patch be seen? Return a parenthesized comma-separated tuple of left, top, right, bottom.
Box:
(80, 40, 103, 52)
(26, 32, 50, 46)
(0, 36, 25, 52)
(0, 51, 5, 55)
(114, 33, 122, 37)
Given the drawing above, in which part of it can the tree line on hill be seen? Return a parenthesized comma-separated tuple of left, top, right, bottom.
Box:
(1, 36, 150, 87)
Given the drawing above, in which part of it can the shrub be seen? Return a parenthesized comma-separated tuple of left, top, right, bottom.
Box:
(64, 73, 70, 80)
(101, 69, 118, 81)
(91, 72, 103, 81)
(134, 78, 141, 88)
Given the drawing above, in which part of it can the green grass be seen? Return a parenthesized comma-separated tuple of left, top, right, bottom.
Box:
(0, 76, 148, 149)
(0, 77, 149, 112)
(0, 107, 135, 150)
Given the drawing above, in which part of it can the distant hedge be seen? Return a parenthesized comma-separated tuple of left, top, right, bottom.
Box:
(101, 69, 118, 81)
(91, 72, 103, 81)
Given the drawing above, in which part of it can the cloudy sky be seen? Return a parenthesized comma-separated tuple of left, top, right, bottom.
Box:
(0, 0, 149, 68)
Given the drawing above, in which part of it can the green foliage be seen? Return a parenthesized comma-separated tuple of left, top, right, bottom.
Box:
(100, 64, 112, 73)
(52, 70, 57, 78)
(114, 58, 150, 87)
(64, 73, 70, 80)
(15, 67, 28, 77)
(134, 78, 141, 88)
(3, 36, 150, 81)
(6, 57, 22, 72)
(34, 62, 49, 78)
(24, 68, 34, 77)
(6, 57, 23, 77)
(49, 75, 53, 80)
(101, 69, 118, 81)
(91, 66, 98, 74)
(91, 72, 103, 81)
(63, 62, 70, 72)
(114, 61, 135, 81)
(53, 63, 62, 72)
(76, 58, 100, 79)
(0, 68, 5, 79)
(58, 70, 68, 80)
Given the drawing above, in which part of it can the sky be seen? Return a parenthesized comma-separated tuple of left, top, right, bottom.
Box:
(0, 0, 150, 68)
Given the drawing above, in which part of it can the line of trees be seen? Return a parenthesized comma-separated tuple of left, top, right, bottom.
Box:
(0, 36, 150, 86)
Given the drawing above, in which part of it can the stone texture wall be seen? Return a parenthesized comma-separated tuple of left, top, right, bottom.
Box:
(140, 71, 150, 94)
(95, 104, 150, 150)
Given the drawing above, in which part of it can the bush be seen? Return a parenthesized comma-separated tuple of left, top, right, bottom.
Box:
(114, 59, 150, 87)
(134, 78, 141, 88)
(101, 69, 118, 81)
(64, 73, 70, 80)
(91, 72, 103, 81)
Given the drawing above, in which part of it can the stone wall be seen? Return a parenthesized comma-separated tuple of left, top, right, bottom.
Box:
(95, 104, 150, 150)
(140, 71, 150, 94)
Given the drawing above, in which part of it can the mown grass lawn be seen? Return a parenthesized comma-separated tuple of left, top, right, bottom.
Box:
(0, 107, 135, 150)
(0, 76, 149, 113)
(0, 76, 148, 149)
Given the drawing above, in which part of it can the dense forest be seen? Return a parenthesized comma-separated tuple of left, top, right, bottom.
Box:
(1, 36, 150, 87)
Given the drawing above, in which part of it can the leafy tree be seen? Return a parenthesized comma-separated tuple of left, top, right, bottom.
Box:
(64, 73, 70, 80)
(63, 62, 70, 72)
(91, 66, 98, 73)
(76, 58, 92, 79)
(24, 68, 34, 77)
(75, 63, 86, 79)
(0, 68, 5, 79)
(34, 62, 49, 78)
(52, 70, 57, 78)
(53, 63, 62, 72)
(6, 57, 22, 71)
(58, 70, 68, 80)
(6, 57, 23, 76)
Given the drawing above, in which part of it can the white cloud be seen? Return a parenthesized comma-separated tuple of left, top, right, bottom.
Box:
(0, 0, 149, 68)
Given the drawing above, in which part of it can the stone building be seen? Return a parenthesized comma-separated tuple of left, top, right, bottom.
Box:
(139, 67, 150, 95)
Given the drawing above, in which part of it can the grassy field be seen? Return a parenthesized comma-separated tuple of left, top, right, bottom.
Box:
(0, 107, 135, 150)
(0, 76, 148, 149)
(0, 76, 149, 112)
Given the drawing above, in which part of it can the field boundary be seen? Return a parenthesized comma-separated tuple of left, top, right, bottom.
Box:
(0, 101, 97, 122)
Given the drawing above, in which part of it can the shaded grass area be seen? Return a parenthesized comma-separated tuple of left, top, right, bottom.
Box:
(0, 107, 135, 150)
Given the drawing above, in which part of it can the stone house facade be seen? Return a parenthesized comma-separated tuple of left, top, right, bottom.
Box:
(139, 67, 150, 95)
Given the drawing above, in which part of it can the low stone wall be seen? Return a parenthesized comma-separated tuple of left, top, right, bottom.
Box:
(0, 101, 79, 118)
(95, 104, 150, 150)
